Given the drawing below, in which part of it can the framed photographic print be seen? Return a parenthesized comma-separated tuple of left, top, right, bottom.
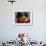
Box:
(14, 10, 33, 26)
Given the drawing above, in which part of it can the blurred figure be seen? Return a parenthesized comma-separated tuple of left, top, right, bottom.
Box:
(18, 33, 25, 46)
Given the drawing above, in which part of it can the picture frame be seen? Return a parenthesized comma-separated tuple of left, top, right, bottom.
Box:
(14, 10, 33, 26)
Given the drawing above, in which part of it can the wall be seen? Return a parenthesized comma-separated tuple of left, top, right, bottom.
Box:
(0, 0, 46, 42)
